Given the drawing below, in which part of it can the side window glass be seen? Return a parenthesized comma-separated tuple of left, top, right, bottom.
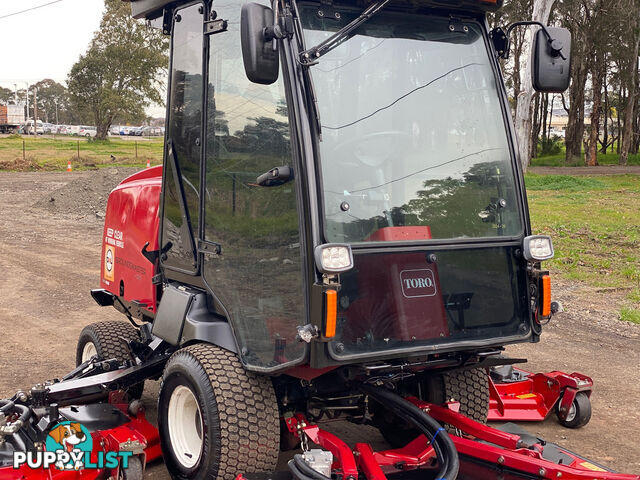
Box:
(161, 3, 203, 271)
(203, 0, 305, 369)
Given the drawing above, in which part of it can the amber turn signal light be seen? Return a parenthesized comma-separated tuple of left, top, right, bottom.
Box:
(324, 290, 338, 338)
(541, 274, 551, 317)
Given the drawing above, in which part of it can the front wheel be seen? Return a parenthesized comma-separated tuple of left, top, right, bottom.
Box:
(76, 321, 144, 399)
(158, 344, 280, 480)
(556, 392, 591, 428)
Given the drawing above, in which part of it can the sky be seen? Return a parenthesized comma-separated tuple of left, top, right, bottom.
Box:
(0, 0, 165, 118)
(0, 0, 104, 86)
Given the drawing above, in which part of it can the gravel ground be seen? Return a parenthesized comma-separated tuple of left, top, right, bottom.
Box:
(0, 171, 637, 478)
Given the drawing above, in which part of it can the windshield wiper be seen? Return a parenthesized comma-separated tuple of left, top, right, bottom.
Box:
(298, 0, 392, 66)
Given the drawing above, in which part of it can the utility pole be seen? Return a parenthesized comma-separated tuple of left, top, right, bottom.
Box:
(24, 82, 29, 122)
(54, 99, 58, 126)
(33, 87, 38, 133)
(13, 84, 17, 104)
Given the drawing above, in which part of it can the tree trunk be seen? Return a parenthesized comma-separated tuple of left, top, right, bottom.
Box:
(531, 93, 541, 159)
(587, 59, 604, 166)
(548, 94, 554, 140)
(620, 34, 640, 165)
(617, 84, 623, 154)
(565, 54, 588, 163)
(514, 0, 556, 172)
(541, 93, 549, 142)
(601, 72, 609, 154)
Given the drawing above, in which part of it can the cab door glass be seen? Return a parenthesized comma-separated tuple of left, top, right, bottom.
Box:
(161, 3, 204, 272)
(203, 0, 305, 369)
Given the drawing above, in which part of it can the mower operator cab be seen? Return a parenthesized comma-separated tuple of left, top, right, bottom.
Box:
(126, 0, 570, 374)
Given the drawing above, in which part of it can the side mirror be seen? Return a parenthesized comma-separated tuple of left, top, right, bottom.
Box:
(532, 27, 571, 93)
(240, 3, 279, 85)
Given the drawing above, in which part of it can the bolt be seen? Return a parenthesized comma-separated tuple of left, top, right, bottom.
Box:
(335, 12, 341, 19)
(539, 468, 546, 476)
(303, 53, 310, 59)
(318, 9, 324, 16)
(497, 456, 505, 464)
(556, 473, 562, 478)
(449, 24, 455, 31)
(463, 26, 469, 32)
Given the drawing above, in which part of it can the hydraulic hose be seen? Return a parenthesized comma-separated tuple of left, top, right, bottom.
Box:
(0, 399, 15, 414)
(361, 384, 460, 480)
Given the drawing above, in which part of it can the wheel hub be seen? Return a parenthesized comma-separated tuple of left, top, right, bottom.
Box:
(167, 385, 203, 468)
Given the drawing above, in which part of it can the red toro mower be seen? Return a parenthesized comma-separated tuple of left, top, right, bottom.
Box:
(0, 0, 636, 479)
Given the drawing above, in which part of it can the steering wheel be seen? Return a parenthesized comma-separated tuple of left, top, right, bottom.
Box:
(331, 130, 412, 167)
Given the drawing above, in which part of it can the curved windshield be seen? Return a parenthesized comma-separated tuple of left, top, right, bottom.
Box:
(300, 7, 523, 243)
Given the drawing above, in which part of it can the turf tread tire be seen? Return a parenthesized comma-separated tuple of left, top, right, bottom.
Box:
(76, 321, 144, 399)
(440, 368, 490, 424)
(159, 344, 280, 480)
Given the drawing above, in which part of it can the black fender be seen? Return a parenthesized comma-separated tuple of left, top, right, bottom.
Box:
(152, 283, 238, 354)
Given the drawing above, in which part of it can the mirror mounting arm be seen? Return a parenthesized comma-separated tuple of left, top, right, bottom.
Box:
(492, 21, 566, 61)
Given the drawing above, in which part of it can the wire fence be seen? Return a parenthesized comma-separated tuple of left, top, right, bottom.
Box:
(0, 134, 164, 170)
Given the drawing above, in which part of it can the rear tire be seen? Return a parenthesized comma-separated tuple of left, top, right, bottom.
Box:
(158, 344, 280, 480)
(76, 321, 144, 399)
(377, 368, 489, 447)
(425, 368, 490, 424)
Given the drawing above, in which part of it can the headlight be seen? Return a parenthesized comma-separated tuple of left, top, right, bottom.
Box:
(523, 235, 554, 261)
(314, 244, 354, 273)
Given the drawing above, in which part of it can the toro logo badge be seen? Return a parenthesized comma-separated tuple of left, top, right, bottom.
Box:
(13, 421, 133, 470)
(400, 269, 437, 298)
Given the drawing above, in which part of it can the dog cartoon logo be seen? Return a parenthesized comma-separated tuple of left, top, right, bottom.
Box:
(45, 421, 93, 470)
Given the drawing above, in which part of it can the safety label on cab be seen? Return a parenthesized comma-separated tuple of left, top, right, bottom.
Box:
(105, 228, 125, 249)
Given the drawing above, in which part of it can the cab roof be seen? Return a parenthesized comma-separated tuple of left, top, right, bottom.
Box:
(124, 0, 501, 20)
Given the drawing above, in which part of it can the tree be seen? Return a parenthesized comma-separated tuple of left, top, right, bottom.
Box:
(514, 0, 555, 172)
(0, 87, 14, 105)
(617, 0, 640, 165)
(67, 0, 168, 139)
(33, 79, 70, 124)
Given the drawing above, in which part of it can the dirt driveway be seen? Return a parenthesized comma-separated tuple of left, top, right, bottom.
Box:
(0, 171, 638, 478)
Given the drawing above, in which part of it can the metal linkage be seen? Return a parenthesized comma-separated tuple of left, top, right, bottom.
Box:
(407, 398, 639, 480)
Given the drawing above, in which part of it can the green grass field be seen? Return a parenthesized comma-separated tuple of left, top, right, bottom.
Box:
(525, 174, 640, 323)
(530, 151, 640, 167)
(0, 135, 164, 170)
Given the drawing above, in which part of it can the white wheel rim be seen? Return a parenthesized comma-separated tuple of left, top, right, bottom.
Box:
(168, 385, 203, 468)
(82, 342, 97, 362)
(565, 402, 577, 422)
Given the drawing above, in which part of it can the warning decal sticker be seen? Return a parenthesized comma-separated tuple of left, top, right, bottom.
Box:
(104, 245, 115, 282)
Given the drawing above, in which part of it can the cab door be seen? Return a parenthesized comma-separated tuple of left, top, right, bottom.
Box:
(201, 0, 306, 371)
(160, 2, 205, 274)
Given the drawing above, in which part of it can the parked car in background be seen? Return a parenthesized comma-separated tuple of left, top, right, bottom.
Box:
(141, 126, 163, 136)
(120, 126, 132, 135)
(23, 120, 44, 135)
(79, 126, 97, 137)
